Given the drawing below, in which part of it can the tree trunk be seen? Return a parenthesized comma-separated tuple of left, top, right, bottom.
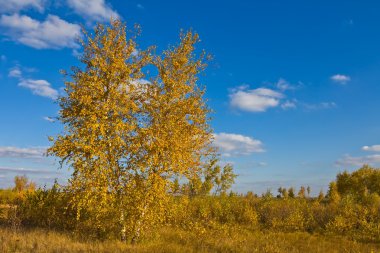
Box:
(120, 211, 126, 242)
(131, 203, 147, 244)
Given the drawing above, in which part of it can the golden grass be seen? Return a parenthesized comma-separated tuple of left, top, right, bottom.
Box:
(1, 226, 380, 253)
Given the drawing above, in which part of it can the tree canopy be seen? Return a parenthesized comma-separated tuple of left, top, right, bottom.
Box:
(47, 20, 229, 242)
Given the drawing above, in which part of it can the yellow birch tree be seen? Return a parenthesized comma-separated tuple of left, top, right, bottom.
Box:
(48, 20, 216, 242)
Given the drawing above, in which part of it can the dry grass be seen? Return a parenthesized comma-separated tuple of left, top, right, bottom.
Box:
(1, 226, 380, 253)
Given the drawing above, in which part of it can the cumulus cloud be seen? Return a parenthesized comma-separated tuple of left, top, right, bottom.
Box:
(0, 146, 46, 158)
(8, 66, 22, 78)
(213, 132, 265, 157)
(229, 86, 284, 112)
(67, 0, 119, 22)
(281, 100, 297, 110)
(275, 78, 297, 91)
(8, 65, 58, 99)
(18, 79, 58, 99)
(336, 154, 380, 167)
(362, 145, 380, 152)
(0, 0, 45, 13)
(0, 14, 80, 49)
(331, 74, 351, 84)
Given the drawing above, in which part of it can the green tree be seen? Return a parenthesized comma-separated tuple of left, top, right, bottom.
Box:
(288, 187, 295, 198)
(277, 187, 283, 198)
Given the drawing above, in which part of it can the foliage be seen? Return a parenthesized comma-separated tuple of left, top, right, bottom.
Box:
(13, 175, 36, 193)
(0, 189, 17, 205)
(47, 19, 216, 242)
(3, 166, 380, 244)
(183, 157, 237, 196)
(336, 165, 380, 198)
(18, 182, 75, 230)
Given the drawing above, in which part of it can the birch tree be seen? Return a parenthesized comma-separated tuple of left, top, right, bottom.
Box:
(48, 20, 216, 242)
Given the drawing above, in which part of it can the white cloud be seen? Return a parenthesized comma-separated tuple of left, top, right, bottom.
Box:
(0, 14, 80, 49)
(213, 132, 265, 157)
(320, 102, 336, 109)
(67, 0, 119, 22)
(275, 78, 297, 91)
(7, 64, 58, 99)
(229, 86, 284, 112)
(8, 66, 22, 78)
(0, 146, 46, 158)
(331, 74, 351, 84)
(137, 4, 144, 9)
(336, 154, 380, 167)
(43, 116, 55, 122)
(362, 145, 380, 152)
(18, 79, 58, 99)
(0, 0, 45, 13)
(0, 166, 59, 174)
(281, 100, 297, 110)
(303, 102, 336, 110)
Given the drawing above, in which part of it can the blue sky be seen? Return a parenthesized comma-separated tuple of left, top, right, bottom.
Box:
(1, 0, 380, 195)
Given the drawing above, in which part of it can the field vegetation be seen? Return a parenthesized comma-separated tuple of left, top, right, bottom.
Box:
(1, 165, 380, 252)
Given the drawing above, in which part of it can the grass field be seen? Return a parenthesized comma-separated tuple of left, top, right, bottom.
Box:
(1, 226, 380, 253)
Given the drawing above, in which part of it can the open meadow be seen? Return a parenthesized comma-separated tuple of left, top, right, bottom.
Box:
(2, 227, 380, 253)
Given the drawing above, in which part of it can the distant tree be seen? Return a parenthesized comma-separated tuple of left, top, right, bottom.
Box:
(336, 165, 380, 197)
(13, 175, 35, 192)
(298, 186, 306, 198)
(281, 187, 288, 198)
(185, 157, 237, 196)
(13, 175, 28, 192)
(262, 189, 273, 199)
(217, 163, 237, 194)
(306, 186, 311, 197)
(317, 190, 325, 202)
(327, 182, 340, 204)
(336, 170, 352, 195)
(288, 187, 295, 198)
(246, 191, 256, 199)
(277, 187, 283, 198)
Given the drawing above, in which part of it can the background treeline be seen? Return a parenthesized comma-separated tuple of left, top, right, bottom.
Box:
(1, 165, 379, 243)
